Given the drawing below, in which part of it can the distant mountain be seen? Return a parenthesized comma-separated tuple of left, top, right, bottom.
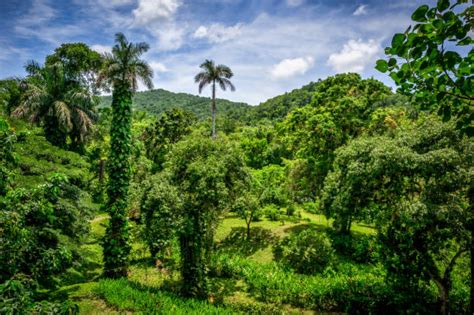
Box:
(99, 88, 252, 120)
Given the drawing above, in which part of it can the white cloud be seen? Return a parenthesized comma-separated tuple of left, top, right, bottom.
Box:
(353, 4, 368, 16)
(150, 24, 185, 50)
(149, 61, 168, 73)
(286, 0, 304, 7)
(327, 39, 381, 72)
(133, 0, 181, 25)
(91, 44, 111, 54)
(193, 23, 242, 43)
(270, 56, 314, 80)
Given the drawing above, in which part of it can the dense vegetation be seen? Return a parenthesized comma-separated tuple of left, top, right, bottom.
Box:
(0, 1, 472, 314)
(99, 88, 250, 121)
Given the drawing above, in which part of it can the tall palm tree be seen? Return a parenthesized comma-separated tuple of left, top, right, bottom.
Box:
(194, 60, 235, 139)
(99, 32, 153, 278)
(12, 61, 96, 150)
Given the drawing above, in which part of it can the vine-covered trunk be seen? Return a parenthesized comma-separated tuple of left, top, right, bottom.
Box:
(470, 187, 474, 314)
(211, 81, 216, 139)
(102, 82, 132, 278)
(179, 210, 208, 299)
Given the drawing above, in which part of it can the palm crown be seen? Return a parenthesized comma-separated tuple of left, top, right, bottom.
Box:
(194, 59, 235, 93)
(194, 59, 235, 138)
(98, 33, 153, 91)
(12, 60, 97, 148)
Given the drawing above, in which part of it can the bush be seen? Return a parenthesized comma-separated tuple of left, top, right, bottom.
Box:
(329, 232, 380, 263)
(263, 204, 282, 221)
(273, 229, 334, 274)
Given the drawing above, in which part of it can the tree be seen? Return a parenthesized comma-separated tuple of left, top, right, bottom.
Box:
(321, 118, 472, 313)
(11, 61, 97, 150)
(194, 60, 235, 139)
(45, 43, 103, 94)
(279, 73, 392, 199)
(376, 0, 474, 310)
(164, 135, 246, 299)
(98, 33, 153, 278)
(141, 108, 197, 172)
(376, 0, 473, 135)
(0, 79, 24, 116)
(140, 173, 182, 259)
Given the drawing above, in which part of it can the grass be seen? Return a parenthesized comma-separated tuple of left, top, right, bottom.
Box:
(60, 208, 377, 314)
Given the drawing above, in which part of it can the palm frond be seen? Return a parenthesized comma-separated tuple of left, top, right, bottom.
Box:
(53, 100, 73, 131)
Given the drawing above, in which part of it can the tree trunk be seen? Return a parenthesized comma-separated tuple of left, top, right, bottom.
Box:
(211, 81, 216, 139)
(432, 278, 449, 315)
(469, 186, 474, 314)
(246, 220, 251, 240)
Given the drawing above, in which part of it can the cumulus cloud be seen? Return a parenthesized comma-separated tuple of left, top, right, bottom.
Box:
(327, 39, 381, 73)
(193, 23, 242, 43)
(286, 0, 304, 7)
(353, 4, 368, 16)
(91, 44, 111, 54)
(149, 61, 168, 73)
(133, 0, 181, 25)
(270, 56, 314, 80)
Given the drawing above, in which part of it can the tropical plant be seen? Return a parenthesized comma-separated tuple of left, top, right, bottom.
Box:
(321, 118, 472, 313)
(11, 61, 97, 150)
(164, 134, 247, 299)
(376, 0, 473, 135)
(99, 32, 153, 278)
(194, 59, 235, 139)
(273, 229, 334, 275)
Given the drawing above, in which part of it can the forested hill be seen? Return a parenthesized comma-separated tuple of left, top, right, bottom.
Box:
(99, 88, 252, 120)
(251, 73, 394, 121)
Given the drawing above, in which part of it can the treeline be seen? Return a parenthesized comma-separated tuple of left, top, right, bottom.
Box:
(0, 0, 473, 314)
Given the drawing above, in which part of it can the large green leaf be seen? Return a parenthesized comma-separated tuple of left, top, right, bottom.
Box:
(411, 5, 429, 22)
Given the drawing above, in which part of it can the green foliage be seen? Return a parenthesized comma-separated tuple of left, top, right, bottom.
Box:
(377, 0, 473, 134)
(195, 59, 236, 138)
(94, 278, 237, 314)
(0, 79, 24, 116)
(11, 61, 97, 150)
(278, 73, 392, 199)
(142, 108, 197, 171)
(45, 42, 103, 93)
(140, 173, 182, 258)
(321, 118, 472, 312)
(164, 135, 247, 298)
(273, 229, 334, 274)
(100, 88, 250, 121)
(210, 254, 397, 313)
(101, 33, 153, 278)
(0, 277, 78, 315)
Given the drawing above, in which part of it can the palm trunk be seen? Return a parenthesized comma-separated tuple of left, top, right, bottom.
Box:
(211, 81, 216, 139)
(102, 81, 132, 278)
(469, 186, 474, 314)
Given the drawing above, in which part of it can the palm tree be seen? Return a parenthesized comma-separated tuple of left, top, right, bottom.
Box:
(12, 61, 96, 150)
(194, 60, 235, 139)
(99, 32, 153, 278)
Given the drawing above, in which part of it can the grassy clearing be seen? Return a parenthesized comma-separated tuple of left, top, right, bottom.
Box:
(61, 209, 377, 314)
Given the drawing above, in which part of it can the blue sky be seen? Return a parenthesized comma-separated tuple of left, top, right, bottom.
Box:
(0, 0, 439, 104)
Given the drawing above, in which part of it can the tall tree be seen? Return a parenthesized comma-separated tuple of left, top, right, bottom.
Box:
(376, 0, 474, 310)
(98, 33, 153, 278)
(12, 61, 97, 150)
(194, 59, 235, 139)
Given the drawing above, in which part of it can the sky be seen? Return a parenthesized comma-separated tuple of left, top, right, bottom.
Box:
(0, 0, 439, 105)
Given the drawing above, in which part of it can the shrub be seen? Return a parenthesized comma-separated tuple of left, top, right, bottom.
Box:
(329, 232, 380, 263)
(263, 204, 282, 221)
(273, 229, 334, 274)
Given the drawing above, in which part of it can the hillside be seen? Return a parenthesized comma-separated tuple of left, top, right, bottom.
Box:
(99, 88, 252, 120)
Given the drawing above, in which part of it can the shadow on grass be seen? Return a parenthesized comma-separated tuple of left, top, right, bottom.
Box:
(217, 227, 278, 257)
(283, 223, 327, 236)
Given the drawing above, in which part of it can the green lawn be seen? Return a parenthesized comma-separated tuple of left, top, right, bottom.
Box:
(62, 210, 375, 314)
